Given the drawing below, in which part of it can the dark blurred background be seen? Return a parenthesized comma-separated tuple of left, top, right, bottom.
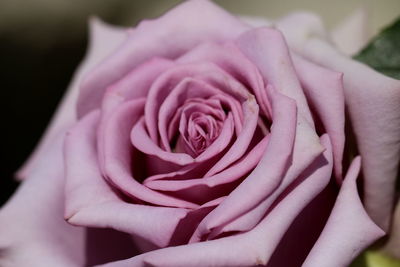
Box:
(1, 0, 399, 206)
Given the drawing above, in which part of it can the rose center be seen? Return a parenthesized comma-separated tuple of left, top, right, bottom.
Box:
(170, 97, 226, 157)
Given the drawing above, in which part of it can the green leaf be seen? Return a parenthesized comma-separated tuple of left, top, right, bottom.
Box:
(354, 16, 400, 80)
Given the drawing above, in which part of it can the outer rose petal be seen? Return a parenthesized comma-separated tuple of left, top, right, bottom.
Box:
(191, 89, 297, 241)
(144, 62, 247, 143)
(17, 18, 127, 180)
(145, 135, 269, 193)
(102, 99, 197, 208)
(64, 110, 189, 248)
(0, 134, 85, 266)
(235, 27, 315, 129)
(202, 131, 326, 241)
(177, 42, 271, 119)
(78, 0, 249, 117)
(96, 135, 333, 267)
(331, 8, 370, 56)
(303, 157, 385, 267)
(292, 54, 345, 181)
(277, 12, 400, 232)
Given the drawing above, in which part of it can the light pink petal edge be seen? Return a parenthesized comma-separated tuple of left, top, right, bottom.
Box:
(303, 157, 385, 267)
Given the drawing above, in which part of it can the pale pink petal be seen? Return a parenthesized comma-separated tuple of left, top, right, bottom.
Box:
(132, 111, 234, 167)
(131, 117, 194, 165)
(17, 18, 127, 180)
(167, 197, 225, 247)
(64, 110, 189, 248)
(205, 96, 259, 176)
(145, 62, 246, 143)
(275, 12, 327, 52)
(278, 12, 400, 231)
(331, 8, 370, 56)
(303, 157, 385, 267)
(302, 42, 400, 231)
(101, 99, 197, 209)
(265, 155, 338, 266)
(157, 77, 237, 153)
(292, 54, 345, 180)
(98, 234, 258, 267)
(194, 113, 234, 162)
(240, 16, 272, 28)
(168, 98, 226, 146)
(243, 134, 333, 265)
(143, 163, 198, 184)
(145, 136, 269, 205)
(205, 133, 327, 240)
(0, 134, 85, 266)
(146, 135, 269, 190)
(177, 42, 271, 118)
(101, 57, 175, 115)
(191, 89, 297, 241)
(234, 28, 324, 204)
(97, 134, 333, 267)
(235, 27, 315, 128)
(96, 59, 175, 174)
(78, 0, 249, 117)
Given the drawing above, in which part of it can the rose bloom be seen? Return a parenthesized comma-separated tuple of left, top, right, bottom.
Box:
(1, 1, 399, 266)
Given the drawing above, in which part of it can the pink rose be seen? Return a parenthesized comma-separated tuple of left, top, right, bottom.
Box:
(1, 1, 399, 266)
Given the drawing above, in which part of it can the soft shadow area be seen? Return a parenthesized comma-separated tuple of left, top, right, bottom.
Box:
(85, 227, 139, 266)
(267, 179, 338, 266)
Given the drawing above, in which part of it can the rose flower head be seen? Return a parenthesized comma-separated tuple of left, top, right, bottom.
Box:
(1, 1, 400, 266)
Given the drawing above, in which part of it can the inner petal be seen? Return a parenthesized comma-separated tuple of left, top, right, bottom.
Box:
(167, 98, 226, 144)
(185, 113, 223, 156)
(145, 62, 249, 147)
(157, 77, 242, 152)
(177, 42, 271, 120)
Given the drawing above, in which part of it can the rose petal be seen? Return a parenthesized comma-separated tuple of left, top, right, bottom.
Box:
(275, 12, 327, 52)
(17, 18, 127, 180)
(177, 42, 271, 118)
(78, 0, 249, 117)
(97, 58, 175, 172)
(168, 197, 225, 246)
(168, 98, 226, 145)
(205, 97, 259, 177)
(191, 89, 297, 241)
(331, 8, 370, 56)
(145, 135, 269, 205)
(133, 108, 234, 168)
(96, 132, 333, 267)
(145, 62, 246, 144)
(157, 77, 237, 152)
(194, 113, 234, 163)
(292, 54, 345, 181)
(303, 157, 385, 267)
(101, 57, 175, 115)
(278, 11, 400, 232)
(64, 110, 190, 248)
(240, 16, 271, 28)
(235, 27, 315, 129)
(102, 99, 197, 209)
(204, 133, 327, 241)
(0, 134, 85, 266)
(131, 117, 195, 166)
